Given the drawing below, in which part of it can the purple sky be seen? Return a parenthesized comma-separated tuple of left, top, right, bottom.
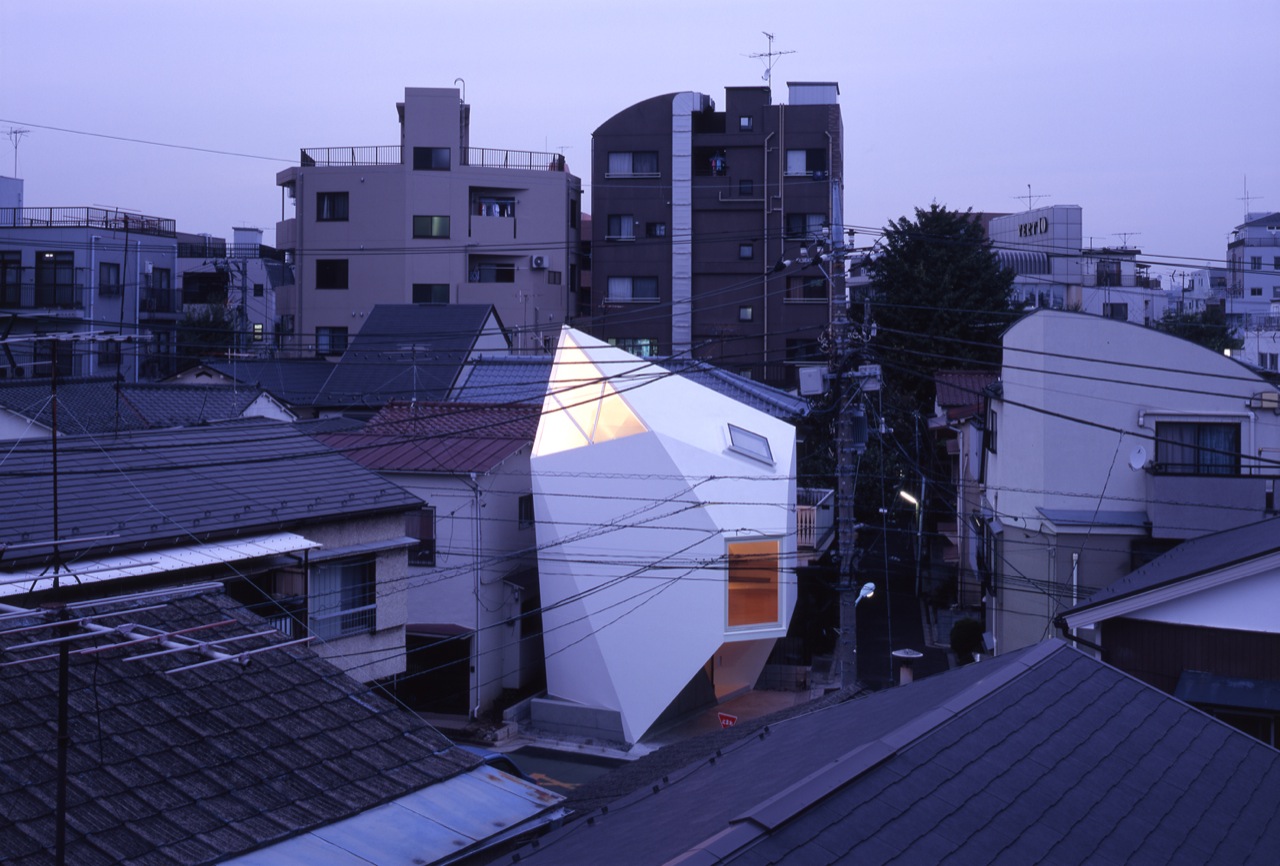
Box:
(2, 0, 1275, 280)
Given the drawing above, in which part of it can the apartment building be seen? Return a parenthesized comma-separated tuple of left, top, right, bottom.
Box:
(584, 83, 843, 386)
(0, 177, 178, 381)
(274, 87, 582, 357)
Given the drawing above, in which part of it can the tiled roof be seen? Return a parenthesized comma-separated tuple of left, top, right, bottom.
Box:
(516, 642, 1280, 864)
(318, 401, 538, 475)
(934, 369, 997, 420)
(0, 588, 479, 866)
(205, 359, 339, 406)
(452, 355, 809, 420)
(316, 305, 503, 408)
(0, 379, 268, 435)
(0, 420, 421, 569)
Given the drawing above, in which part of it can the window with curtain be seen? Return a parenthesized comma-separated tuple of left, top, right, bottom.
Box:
(1155, 421, 1240, 475)
(727, 539, 780, 627)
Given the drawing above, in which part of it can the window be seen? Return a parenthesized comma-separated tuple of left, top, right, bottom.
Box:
(35, 251, 75, 307)
(609, 336, 659, 357)
(547, 270, 562, 286)
(1274, 257, 1280, 272)
(473, 193, 516, 217)
(98, 336, 121, 367)
(518, 494, 535, 529)
(316, 326, 348, 355)
(1102, 302, 1129, 320)
(728, 423, 774, 464)
(1252, 287, 1263, 297)
(1096, 260, 1121, 286)
(785, 148, 826, 176)
(646, 222, 667, 238)
(786, 275, 827, 302)
(1252, 256, 1263, 271)
(407, 507, 436, 566)
(315, 259, 349, 290)
(1262, 353, 1279, 372)
(316, 191, 349, 222)
(470, 262, 515, 283)
(254, 283, 264, 298)
(739, 243, 754, 260)
(98, 262, 121, 297)
(252, 323, 264, 342)
(785, 213, 826, 239)
(1155, 421, 1241, 475)
(738, 115, 753, 131)
(739, 180, 754, 197)
(606, 214, 635, 240)
(1, 251, 20, 305)
(413, 283, 449, 304)
(606, 276, 659, 302)
(785, 338, 822, 364)
(309, 558, 376, 638)
(727, 539, 780, 628)
(607, 151, 659, 177)
(739, 306, 754, 322)
(413, 215, 450, 239)
(413, 147, 450, 170)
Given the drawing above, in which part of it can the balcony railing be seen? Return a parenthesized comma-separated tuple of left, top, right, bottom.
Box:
(309, 602, 376, 639)
(295, 145, 568, 172)
(0, 281, 85, 310)
(300, 146, 402, 167)
(0, 207, 176, 237)
(140, 288, 181, 315)
(797, 487, 835, 550)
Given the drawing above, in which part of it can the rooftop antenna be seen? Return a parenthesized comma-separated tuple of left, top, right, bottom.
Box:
(1238, 175, 1262, 220)
(1015, 183, 1050, 211)
(6, 126, 30, 177)
(1114, 231, 1141, 249)
(748, 32, 795, 96)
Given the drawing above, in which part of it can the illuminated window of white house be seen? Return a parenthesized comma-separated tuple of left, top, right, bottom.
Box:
(727, 424, 773, 464)
(533, 333, 648, 458)
(727, 540, 780, 628)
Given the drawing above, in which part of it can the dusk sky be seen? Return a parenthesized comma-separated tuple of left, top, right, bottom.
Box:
(2, 0, 1275, 281)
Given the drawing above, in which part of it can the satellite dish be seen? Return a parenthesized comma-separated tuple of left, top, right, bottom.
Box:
(1128, 445, 1148, 471)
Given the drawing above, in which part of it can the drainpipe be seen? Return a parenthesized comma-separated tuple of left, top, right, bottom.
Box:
(762, 131, 773, 372)
(134, 240, 141, 383)
(1054, 614, 1105, 659)
(88, 236, 99, 375)
(465, 471, 482, 719)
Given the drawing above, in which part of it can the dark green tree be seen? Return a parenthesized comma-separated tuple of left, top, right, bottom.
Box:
(1153, 306, 1243, 355)
(176, 293, 237, 370)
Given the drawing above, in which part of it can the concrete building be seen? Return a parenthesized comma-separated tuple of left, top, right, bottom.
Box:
(584, 83, 843, 387)
(988, 204, 1165, 323)
(529, 328, 797, 743)
(274, 87, 582, 357)
(0, 177, 178, 381)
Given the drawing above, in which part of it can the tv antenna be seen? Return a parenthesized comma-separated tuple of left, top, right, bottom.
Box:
(1238, 175, 1262, 220)
(6, 126, 30, 178)
(749, 32, 795, 93)
(1015, 184, 1050, 211)
(1114, 231, 1141, 249)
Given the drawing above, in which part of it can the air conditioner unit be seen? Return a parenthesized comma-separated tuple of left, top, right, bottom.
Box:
(530, 255, 548, 270)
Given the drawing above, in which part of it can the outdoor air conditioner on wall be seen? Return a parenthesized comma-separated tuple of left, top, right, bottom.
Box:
(530, 255, 548, 270)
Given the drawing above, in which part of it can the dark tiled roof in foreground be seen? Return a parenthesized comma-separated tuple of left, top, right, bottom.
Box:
(0, 420, 420, 567)
(518, 642, 1280, 865)
(0, 589, 478, 866)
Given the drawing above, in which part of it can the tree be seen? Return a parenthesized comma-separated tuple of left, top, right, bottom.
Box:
(176, 293, 237, 370)
(867, 204, 1016, 414)
(1154, 306, 1243, 355)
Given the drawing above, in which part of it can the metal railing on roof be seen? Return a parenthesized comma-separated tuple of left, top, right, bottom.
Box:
(0, 207, 176, 237)
(300, 146, 402, 167)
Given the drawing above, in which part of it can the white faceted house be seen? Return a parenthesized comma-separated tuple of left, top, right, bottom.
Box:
(530, 328, 797, 743)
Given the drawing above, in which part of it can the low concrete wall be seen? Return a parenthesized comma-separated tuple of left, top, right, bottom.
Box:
(530, 696, 626, 743)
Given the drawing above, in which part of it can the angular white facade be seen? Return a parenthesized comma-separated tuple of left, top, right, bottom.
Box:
(530, 328, 796, 742)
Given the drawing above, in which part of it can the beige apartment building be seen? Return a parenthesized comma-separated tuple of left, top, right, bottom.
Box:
(274, 87, 583, 356)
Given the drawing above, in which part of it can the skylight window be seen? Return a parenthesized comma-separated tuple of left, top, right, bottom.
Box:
(727, 424, 773, 464)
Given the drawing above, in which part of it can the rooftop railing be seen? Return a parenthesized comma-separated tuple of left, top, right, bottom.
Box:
(296, 145, 568, 172)
(300, 146, 402, 167)
(0, 207, 176, 237)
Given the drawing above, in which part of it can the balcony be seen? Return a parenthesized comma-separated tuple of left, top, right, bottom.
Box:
(140, 288, 181, 317)
(1146, 472, 1270, 539)
(0, 207, 175, 237)
(300, 145, 401, 167)
(0, 281, 85, 311)
(797, 487, 835, 550)
(463, 147, 566, 172)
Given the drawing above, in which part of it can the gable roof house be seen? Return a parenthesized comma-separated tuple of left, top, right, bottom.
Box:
(0, 420, 429, 683)
(1062, 516, 1280, 746)
(981, 309, 1280, 655)
(317, 400, 541, 719)
(0, 587, 564, 865)
(167, 303, 511, 420)
(512, 640, 1280, 865)
(0, 377, 294, 440)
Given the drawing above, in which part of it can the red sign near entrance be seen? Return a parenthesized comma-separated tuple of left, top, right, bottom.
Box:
(718, 712, 738, 729)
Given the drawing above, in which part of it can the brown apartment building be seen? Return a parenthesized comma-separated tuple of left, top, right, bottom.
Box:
(584, 82, 843, 386)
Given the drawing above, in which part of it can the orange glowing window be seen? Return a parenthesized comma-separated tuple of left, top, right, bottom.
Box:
(727, 540, 780, 627)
